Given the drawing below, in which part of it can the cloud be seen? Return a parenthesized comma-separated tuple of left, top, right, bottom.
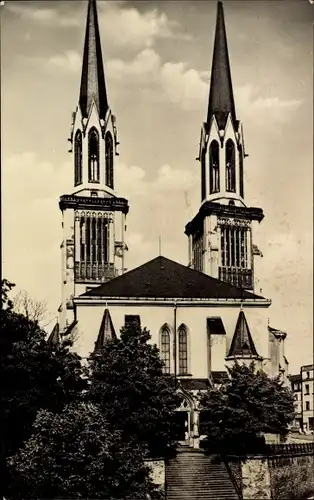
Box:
(7, 3, 81, 27)
(47, 50, 81, 73)
(236, 84, 302, 122)
(99, 3, 179, 49)
(108, 48, 208, 111)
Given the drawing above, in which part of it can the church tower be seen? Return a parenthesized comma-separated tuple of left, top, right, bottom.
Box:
(185, 1, 263, 291)
(59, 0, 129, 333)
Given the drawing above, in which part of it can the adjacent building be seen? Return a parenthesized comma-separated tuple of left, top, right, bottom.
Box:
(290, 365, 313, 432)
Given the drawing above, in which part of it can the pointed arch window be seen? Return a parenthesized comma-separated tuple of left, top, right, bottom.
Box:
(88, 128, 100, 183)
(226, 139, 236, 192)
(160, 325, 171, 374)
(74, 130, 82, 186)
(178, 325, 188, 375)
(105, 131, 114, 189)
(201, 148, 206, 201)
(239, 145, 244, 198)
(209, 140, 220, 194)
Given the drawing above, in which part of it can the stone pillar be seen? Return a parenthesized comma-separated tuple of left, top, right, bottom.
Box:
(108, 215, 115, 265)
(193, 410, 200, 448)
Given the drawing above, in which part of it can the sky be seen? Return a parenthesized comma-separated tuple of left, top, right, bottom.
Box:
(2, 0, 313, 373)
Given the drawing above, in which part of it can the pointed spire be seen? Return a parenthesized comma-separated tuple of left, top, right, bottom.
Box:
(79, 0, 108, 120)
(227, 311, 259, 358)
(48, 322, 60, 347)
(94, 308, 116, 352)
(207, 1, 236, 129)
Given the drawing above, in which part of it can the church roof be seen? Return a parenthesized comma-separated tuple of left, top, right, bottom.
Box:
(94, 308, 117, 351)
(81, 256, 265, 300)
(79, 0, 108, 120)
(207, 1, 236, 129)
(227, 310, 260, 358)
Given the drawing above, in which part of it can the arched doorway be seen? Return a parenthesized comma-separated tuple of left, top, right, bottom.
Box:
(175, 392, 194, 446)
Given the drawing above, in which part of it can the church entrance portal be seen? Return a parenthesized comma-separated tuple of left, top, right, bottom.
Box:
(175, 411, 190, 443)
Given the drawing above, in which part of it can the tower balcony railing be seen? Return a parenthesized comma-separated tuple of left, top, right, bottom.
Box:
(75, 261, 116, 283)
(218, 266, 253, 290)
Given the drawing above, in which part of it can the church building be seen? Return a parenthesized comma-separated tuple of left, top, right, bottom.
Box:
(51, 0, 289, 447)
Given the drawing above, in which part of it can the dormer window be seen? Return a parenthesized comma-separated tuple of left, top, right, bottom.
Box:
(88, 128, 100, 183)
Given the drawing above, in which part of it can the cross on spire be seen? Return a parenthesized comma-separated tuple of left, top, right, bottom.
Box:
(207, 1, 236, 129)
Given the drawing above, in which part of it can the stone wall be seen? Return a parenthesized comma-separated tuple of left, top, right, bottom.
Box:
(145, 459, 165, 493)
(241, 457, 271, 499)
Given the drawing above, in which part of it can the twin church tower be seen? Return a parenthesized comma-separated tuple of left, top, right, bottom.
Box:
(58, 0, 264, 333)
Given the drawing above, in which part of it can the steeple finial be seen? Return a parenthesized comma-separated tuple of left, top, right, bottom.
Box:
(79, 0, 108, 120)
(207, 1, 236, 129)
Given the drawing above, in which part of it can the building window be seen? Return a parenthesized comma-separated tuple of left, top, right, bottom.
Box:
(178, 324, 188, 375)
(239, 144, 244, 198)
(221, 225, 248, 268)
(74, 130, 82, 186)
(78, 215, 110, 276)
(105, 131, 114, 189)
(306, 371, 310, 378)
(225, 139, 236, 192)
(201, 148, 206, 201)
(305, 401, 310, 411)
(124, 315, 141, 329)
(160, 325, 171, 374)
(305, 384, 310, 395)
(88, 128, 100, 183)
(209, 140, 220, 194)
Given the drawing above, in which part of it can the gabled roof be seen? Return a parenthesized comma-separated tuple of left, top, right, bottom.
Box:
(227, 310, 260, 358)
(79, 0, 108, 120)
(207, 1, 236, 129)
(80, 256, 265, 300)
(94, 308, 116, 352)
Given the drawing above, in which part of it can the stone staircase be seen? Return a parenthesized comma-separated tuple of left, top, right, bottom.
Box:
(165, 447, 240, 500)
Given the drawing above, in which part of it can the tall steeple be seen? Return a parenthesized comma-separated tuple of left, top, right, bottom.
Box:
(207, 1, 236, 129)
(58, 0, 129, 336)
(185, 1, 264, 292)
(79, 0, 108, 120)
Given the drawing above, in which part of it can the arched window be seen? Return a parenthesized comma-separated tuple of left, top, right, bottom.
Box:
(160, 325, 171, 374)
(239, 145, 244, 198)
(201, 148, 206, 201)
(209, 140, 220, 194)
(226, 139, 236, 192)
(105, 131, 114, 189)
(74, 130, 82, 186)
(178, 324, 188, 375)
(88, 128, 100, 183)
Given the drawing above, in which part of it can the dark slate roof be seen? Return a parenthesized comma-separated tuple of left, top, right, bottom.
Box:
(94, 308, 116, 352)
(207, 1, 236, 129)
(79, 0, 108, 119)
(207, 317, 226, 335)
(179, 378, 210, 391)
(212, 371, 229, 384)
(81, 256, 265, 300)
(227, 310, 260, 358)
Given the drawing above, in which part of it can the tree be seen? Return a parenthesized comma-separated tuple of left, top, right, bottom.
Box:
(200, 362, 295, 454)
(8, 402, 160, 500)
(1, 280, 86, 497)
(12, 289, 55, 328)
(87, 321, 181, 459)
